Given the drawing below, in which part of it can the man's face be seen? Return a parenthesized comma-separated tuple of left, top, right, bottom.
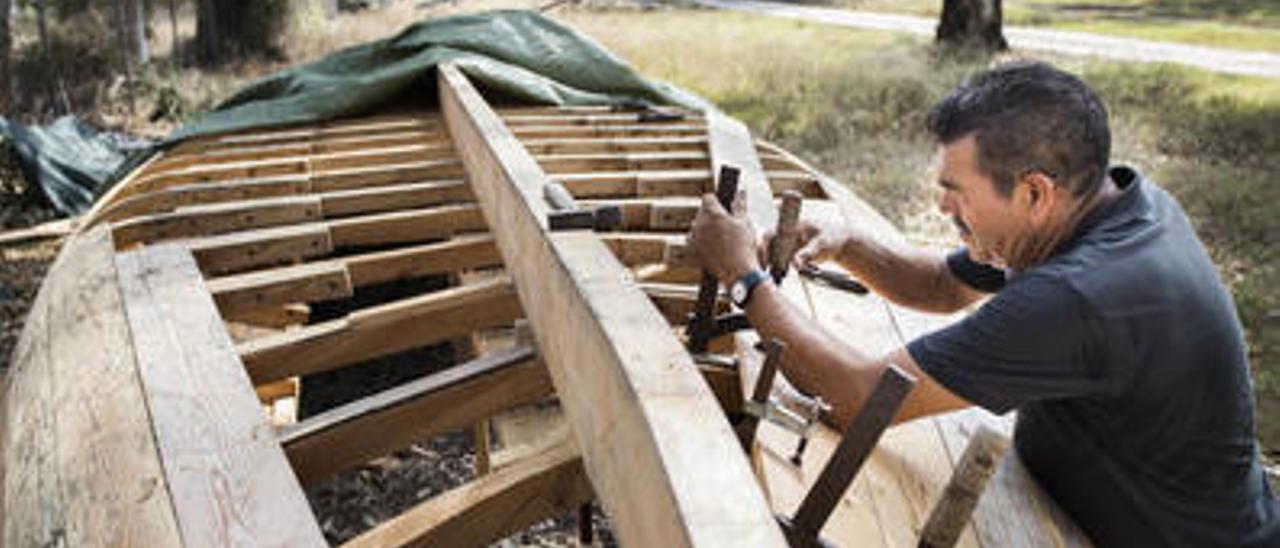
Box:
(934, 135, 1029, 267)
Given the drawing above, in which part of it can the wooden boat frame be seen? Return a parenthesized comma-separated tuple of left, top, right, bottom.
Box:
(1, 63, 1090, 547)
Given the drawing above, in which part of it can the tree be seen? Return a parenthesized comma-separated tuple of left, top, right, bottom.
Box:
(936, 0, 1008, 52)
(1, 0, 11, 109)
(197, 0, 304, 66)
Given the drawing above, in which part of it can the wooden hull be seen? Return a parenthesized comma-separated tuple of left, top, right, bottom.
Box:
(2, 64, 1089, 547)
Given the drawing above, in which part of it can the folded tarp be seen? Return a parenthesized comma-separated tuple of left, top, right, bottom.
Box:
(3, 9, 710, 216)
(0, 116, 149, 216)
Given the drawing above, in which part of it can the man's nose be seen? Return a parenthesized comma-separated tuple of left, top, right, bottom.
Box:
(937, 192, 954, 215)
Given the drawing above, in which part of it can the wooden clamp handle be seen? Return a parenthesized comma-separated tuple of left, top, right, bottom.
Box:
(769, 190, 803, 284)
(918, 426, 1010, 548)
(686, 165, 741, 353)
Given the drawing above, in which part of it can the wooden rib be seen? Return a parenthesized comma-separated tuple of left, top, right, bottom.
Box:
(3, 227, 183, 547)
(207, 234, 501, 316)
(238, 276, 523, 384)
(188, 222, 334, 276)
(311, 159, 464, 192)
(153, 141, 455, 183)
(171, 116, 442, 154)
(319, 180, 472, 217)
(577, 197, 700, 232)
(110, 195, 324, 248)
(599, 233, 696, 269)
(502, 111, 702, 126)
(440, 63, 784, 547)
(279, 345, 552, 484)
(327, 203, 486, 247)
(157, 130, 451, 172)
(208, 260, 355, 317)
(115, 243, 323, 546)
(94, 176, 314, 225)
(556, 169, 710, 198)
(511, 124, 706, 140)
(342, 437, 591, 548)
(537, 151, 708, 174)
(521, 135, 708, 155)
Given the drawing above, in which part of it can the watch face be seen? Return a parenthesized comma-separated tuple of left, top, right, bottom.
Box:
(731, 281, 747, 305)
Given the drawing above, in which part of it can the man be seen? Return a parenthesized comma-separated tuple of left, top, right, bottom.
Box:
(687, 62, 1277, 546)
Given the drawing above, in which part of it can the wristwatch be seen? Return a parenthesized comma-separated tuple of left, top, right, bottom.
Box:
(730, 269, 770, 309)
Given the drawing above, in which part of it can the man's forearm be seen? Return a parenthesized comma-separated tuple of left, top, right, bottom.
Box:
(835, 233, 977, 313)
(743, 281, 884, 428)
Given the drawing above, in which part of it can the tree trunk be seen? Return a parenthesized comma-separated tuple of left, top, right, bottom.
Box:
(936, 0, 1008, 52)
(197, 0, 294, 66)
(128, 0, 150, 65)
(0, 0, 11, 109)
(168, 0, 180, 62)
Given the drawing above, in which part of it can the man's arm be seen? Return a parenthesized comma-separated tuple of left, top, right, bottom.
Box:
(743, 280, 972, 428)
(835, 231, 986, 314)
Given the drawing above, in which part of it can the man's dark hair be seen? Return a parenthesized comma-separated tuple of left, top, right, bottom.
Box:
(926, 62, 1111, 198)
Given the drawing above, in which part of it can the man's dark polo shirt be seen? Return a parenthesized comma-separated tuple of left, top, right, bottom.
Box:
(907, 166, 1278, 547)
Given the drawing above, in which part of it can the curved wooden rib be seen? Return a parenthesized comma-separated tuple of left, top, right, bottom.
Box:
(440, 63, 787, 547)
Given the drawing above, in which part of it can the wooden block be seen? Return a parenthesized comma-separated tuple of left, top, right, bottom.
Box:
(208, 260, 354, 317)
(327, 204, 487, 248)
(188, 222, 334, 276)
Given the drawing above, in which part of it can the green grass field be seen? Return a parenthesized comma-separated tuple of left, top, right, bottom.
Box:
(560, 7, 1280, 456)
(833, 0, 1280, 52)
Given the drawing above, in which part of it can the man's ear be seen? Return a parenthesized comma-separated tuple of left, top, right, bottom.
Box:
(1019, 172, 1058, 224)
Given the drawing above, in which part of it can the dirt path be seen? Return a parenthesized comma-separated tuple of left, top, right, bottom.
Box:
(688, 0, 1280, 79)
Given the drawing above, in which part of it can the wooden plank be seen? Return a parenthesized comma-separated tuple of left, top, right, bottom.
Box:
(557, 169, 710, 198)
(536, 151, 709, 174)
(440, 63, 785, 547)
(327, 204, 487, 247)
(208, 260, 354, 316)
(521, 135, 708, 155)
(3, 227, 183, 547)
(342, 437, 591, 548)
(501, 111, 702, 126)
(206, 234, 500, 315)
(94, 176, 314, 225)
(512, 123, 707, 140)
(318, 180, 472, 217)
(280, 345, 552, 484)
(159, 131, 448, 172)
(311, 159, 465, 192)
(345, 234, 500, 287)
(116, 243, 324, 547)
(238, 276, 522, 384)
(188, 222, 334, 276)
(111, 195, 323, 247)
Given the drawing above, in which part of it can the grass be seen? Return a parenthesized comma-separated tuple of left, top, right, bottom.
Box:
(558, 7, 1280, 454)
(831, 0, 1280, 52)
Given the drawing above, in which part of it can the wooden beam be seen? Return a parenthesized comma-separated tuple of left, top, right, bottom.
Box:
(319, 180, 472, 217)
(208, 260, 355, 316)
(501, 111, 702, 126)
(512, 123, 706, 140)
(110, 195, 323, 248)
(158, 130, 448, 172)
(520, 135, 708, 156)
(116, 243, 324, 546)
(556, 169, 710, 198)
(207, 234, 501, 316)
(328, 203, 486, 247)
(280, 345, 552, 484)
(3, 227, 183, 547)
(238, 276, 522, 384)
(578, 197, 700, 232)
(342, 437, 591, 548)
(188, 222, 334, 276)
(440, 63, 785, 547)
(536, 151, 708, 174)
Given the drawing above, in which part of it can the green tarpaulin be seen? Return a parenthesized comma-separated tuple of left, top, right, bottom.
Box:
(2, 9, 710, 216)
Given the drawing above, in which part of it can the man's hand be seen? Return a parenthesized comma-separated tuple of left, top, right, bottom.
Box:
(687, 192, 760, 285)
(764, 218, 855, 269)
